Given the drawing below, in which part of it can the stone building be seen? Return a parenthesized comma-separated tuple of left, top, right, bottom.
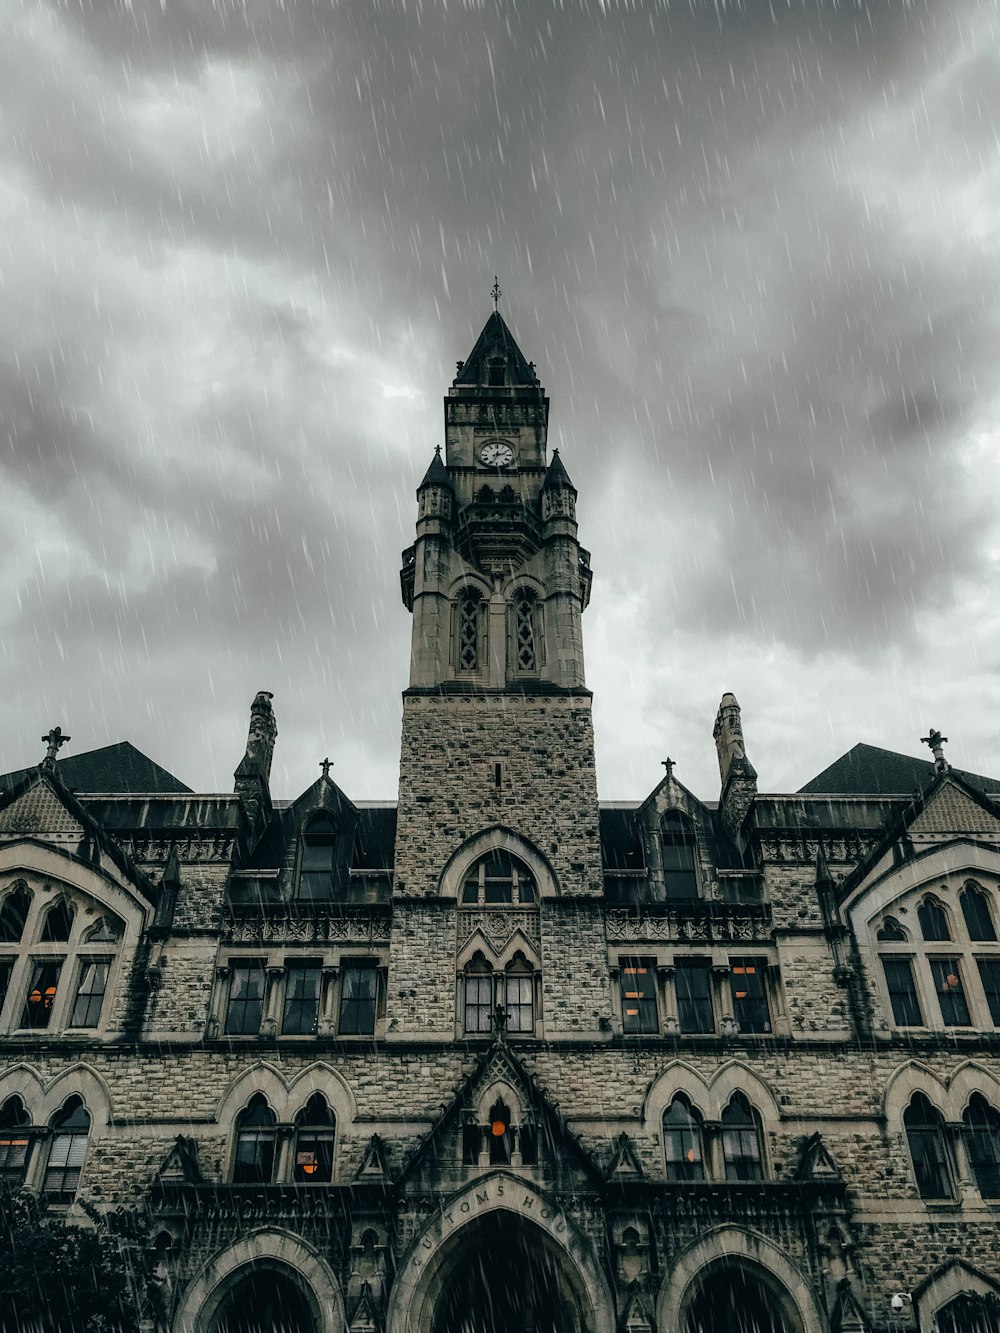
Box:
(1, 309, 1000, 1333)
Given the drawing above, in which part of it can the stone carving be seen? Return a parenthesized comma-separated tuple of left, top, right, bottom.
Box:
(606, 904, 772, 944)
(223, 910, 391, 945)
(457, 908, 540, 952)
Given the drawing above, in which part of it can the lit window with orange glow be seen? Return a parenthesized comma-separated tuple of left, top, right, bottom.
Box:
(730, 957, 771, 1034)
(619, 958, 658, 1034)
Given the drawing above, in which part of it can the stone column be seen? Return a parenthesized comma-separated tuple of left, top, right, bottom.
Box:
(318, 966, 340, 1036)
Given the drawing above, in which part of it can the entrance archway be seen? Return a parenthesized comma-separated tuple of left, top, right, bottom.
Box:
(387, 1176, 614, 1333)
(211, 1266, 317, 1333)
(683, 1260, 803, 1333)
(431, 1214, 582, 1333)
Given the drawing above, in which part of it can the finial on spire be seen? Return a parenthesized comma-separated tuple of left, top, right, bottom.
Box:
(41, 726, 71, 771)
(491, 275, 501, 310)
(921, 729, 950, 774)
(661, 758, 675, 780)
(320, 757, 333, 780)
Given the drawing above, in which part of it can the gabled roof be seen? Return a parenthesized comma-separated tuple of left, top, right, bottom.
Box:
(0, 741, 191, 795)
(452, 311, 540, 388)
(398, 1039, 604, 1191)
(0, 765, 160, 909)
(799, 742, 998, 797)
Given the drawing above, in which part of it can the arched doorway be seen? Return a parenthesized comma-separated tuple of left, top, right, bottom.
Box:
(211, 1266, 318, 1333)
(684, 1261, 802, 1333)
(431, 1214, 582, 1333)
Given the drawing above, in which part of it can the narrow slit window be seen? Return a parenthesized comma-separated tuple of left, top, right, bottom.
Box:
(458, 594, 481, 672)
(514, 595, 536, 672)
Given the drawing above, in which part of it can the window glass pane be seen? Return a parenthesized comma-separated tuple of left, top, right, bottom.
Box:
(294, 1130, 334, 1183)
(882, 958, 923, 1026)
(721, 1096, 764, 1181)
(464, 973, 494, 1034)
(0, 958, 13, 1019)
(905, 1097, 952, 1199)
(964, 1096, 1000, 1199)
(40, 900, 73, 943)
(661, 815, 697, 899)
(339, 965, 377, 1035)
(44, 1132, 87, 1199)
(620, 960, 659, 1035)
(505, 973, 534, 1034)
(21, 959, 62, 1029)
(234, 1129, 276, 1183)
(979, 960, 1000, 1026)
(0, 889, 30, 943)
(282, 964, 321, 1035)
(962, 889, 997, 942)
(0, 1134, 30, 1188)
(675, 962, 713, 1034)
(731, 958, 771, 1034)
(514, 597, 536, 672)
(663, 1098, 704, 1181)
(931, 958, 971, 1026)
(936, 1296, 1000, 1333)
(70, 960, 110, 1028)
(918, 899, 950, 941)
(459, 596, 480, 671)
(225, 963, 266, 1036)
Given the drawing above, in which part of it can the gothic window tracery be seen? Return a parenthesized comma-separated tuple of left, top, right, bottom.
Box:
(511, 590, 541, 675)
(457, 591, 484, 674)
(904, 1093, 953, 1199)
(963, 1093, 1000, 1199)
(43, 1096, 90, 1202)
(963, 884, 997, 942)
(461, 950, 537, 1037)
(461, 851, 536, 905)
(233, 1094, 277, 1184)
(918, 896, 951, 942)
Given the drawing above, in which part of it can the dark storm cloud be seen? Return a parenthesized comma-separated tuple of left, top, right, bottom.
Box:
(2, 0, 998, 798)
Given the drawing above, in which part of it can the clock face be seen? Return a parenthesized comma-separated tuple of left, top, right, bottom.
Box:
(480, 440, 514, 468)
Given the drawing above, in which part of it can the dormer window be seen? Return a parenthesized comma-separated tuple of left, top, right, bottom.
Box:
(299, 815, 337, 900)
(660, 812, 698, 899)
(488, 357, 505, 386)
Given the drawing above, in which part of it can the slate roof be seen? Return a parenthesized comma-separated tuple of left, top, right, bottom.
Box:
(0, 741, 191, 796)
(798, 743, 999, 797)
(452, 311, 540, 388)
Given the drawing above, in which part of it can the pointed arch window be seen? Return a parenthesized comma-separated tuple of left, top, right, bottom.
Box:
(936, 1294, 1000, 1333)
(962, 885, 997, 942)
(233, 1094, 277, 1184)
(464, 954, 495, 1035)
(487, 1098, 512, 1164)
(504, 953, 534, 1034)
(40, 899, 74, 943)
(660, 812, 699, 899)
(963, 1094, 1000, 1199)
(0, 1095, 31, 1188)
(461, 851, 536, 905)
(457, 590, 484, 673)
(918, 897, 951, 942)
(44, 1096, 90, 1202)
(876, 918, 907, 942)
(299, 814, 338, 900)
(904, 1093, 953, 1199)
(0, 885, 31, 943)
(512, 591, 539, 674)
(663, 1095, 705, 1181)
(293, 1093, 335, 1184)
(721, 1093, 765, 1181)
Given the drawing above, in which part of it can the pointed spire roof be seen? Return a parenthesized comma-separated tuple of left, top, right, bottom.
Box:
(542, 449, 576, 492)
(453, 310, 541, 388)
(418, 446, 451, 490)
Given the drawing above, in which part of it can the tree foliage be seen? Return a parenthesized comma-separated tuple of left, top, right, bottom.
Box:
(0, 1185, 147, 1332)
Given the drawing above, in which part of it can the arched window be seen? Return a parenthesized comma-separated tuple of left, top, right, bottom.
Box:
(293, 1093, 335, 1184)
(44, 1096, 90, 1202)
(512, 592, 539, 674)
(0, 1095, 31, 1188)
(40, 899, 74, 943)
(298, 814, 338, 900)
(660, 812, 698, 899)
(464, 954, 495, 1035)
(935, 1294, 1000, 1333)
(0, 885, 31, 942)
(963, 1094, 1000, 1199)
(457, 590, 484, 673)
(918, 896, 951, 942)
(487, 1098, 512, 1165)
(721, 1093, 765, 1181)
(663, 1095, 705, 1181)
(504, 954, 534, 1034)
(233, 1094, 277, 1184)
(962, 885, 997, 942)
(876, 917, 907, 942)
(461, 851, 536, 905)
(904, 1093, 953, 1199)
(684, 1265, 797, 1333)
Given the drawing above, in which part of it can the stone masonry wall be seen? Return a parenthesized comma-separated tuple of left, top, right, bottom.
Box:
(394, 693, 603, 896)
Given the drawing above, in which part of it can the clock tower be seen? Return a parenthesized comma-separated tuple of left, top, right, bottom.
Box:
(391, 307, 607, 1038)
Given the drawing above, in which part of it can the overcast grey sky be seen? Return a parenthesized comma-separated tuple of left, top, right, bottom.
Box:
(2, 0, 999, 802)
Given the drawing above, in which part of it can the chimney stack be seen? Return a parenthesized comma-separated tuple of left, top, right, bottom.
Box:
(713, 692, 757, 842)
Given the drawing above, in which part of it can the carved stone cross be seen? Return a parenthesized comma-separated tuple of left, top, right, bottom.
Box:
(41, 726, 71, 768)
(661, 758, 675, 780)
(920, 729, 949, 774)
(319, 757, 333, 780)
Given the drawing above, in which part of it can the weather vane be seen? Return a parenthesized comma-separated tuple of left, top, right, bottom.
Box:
(491, 275, 501, 310)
